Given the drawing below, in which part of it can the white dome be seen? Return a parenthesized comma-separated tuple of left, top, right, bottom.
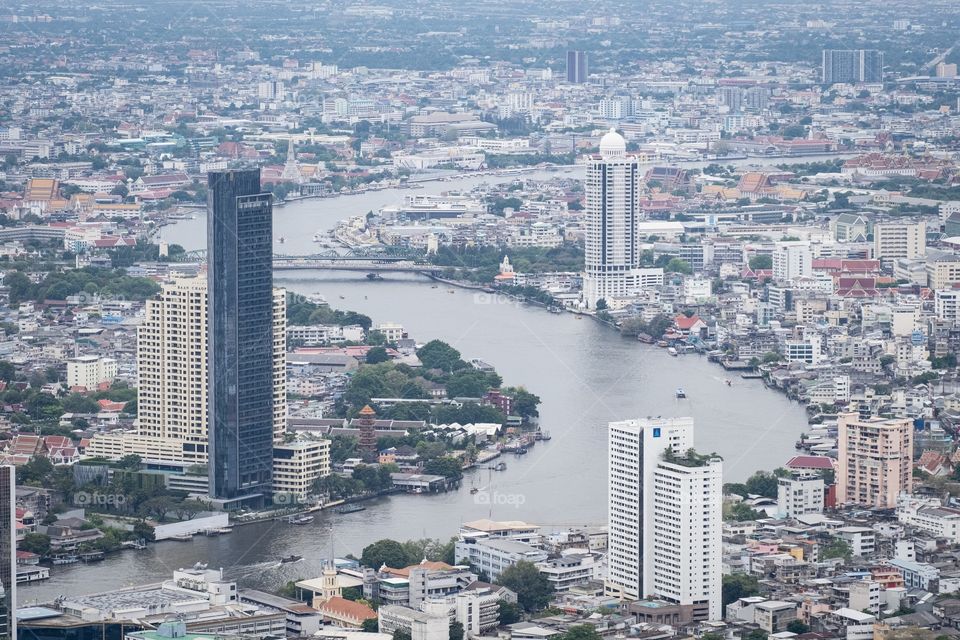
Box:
(599, 128, 626, 157)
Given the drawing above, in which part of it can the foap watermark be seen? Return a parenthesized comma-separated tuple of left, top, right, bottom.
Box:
(74, 491, 126, 507)
(472, 292, 521, 307)
(473, 490, 525, 508)
(272, 492, 309, 507)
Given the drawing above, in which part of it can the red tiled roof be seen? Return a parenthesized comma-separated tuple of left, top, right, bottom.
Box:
(674, 315, 703, 330)
(786, 455, 834, 470)
(316, 596, 376, 621)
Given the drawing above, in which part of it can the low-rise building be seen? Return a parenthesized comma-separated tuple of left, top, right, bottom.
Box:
(67, 355, 117, 390)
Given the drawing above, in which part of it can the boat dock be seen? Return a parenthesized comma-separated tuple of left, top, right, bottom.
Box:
(720, 360, 755, 371)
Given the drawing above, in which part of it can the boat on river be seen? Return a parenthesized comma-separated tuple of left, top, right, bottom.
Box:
(287, 515, 314, 525)
(676, 388, 686, 398)
(334, 504, 366, 514)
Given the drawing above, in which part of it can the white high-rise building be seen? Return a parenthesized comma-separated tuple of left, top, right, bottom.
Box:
(772, 241, 812, 282)
(583, 129, 658, 309)
(606, 417, 722, 621)
(137, 276, 211, 460)
(87, 276, 287, 465)
(874, 221, 926, 261)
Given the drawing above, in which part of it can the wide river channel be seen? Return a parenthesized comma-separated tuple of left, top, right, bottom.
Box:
(21, 158, 830, 602)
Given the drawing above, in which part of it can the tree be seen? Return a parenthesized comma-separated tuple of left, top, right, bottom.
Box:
(449, 622, 464, 640)
(133, 520, 156, 542)
(496, 560, 554, 612)
(729, 501, 763, 521)
(822, 538, 852, 561)
(505, 387, 541, 420)
(761, 351, 782, 364)
(361, 539, 411, 570)
(665, 258, 692, 274)
(366, 347, 391, 364)
(560, 626, 602, 640)
(498, 599, 523, 625)
(393, 631, 411, 640)
(595, 298, 608, 311)
(786, 621, 810, 634)
(749, 255, 772, 270)
(722, 573, 759, 606)
(745, 471, 778, 498)
(417, 340, 466, 372)
(19, 532, 51, 556)
(424, 456, 463, 480)
(362, 619, 379, 633)
(141, 496, 175, 521)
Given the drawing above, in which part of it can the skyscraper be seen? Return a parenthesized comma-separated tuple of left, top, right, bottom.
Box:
(0, 466, 14, 640)
(208, 169, 287, 507)
(582, 129, 662, 308)
(566, 50, 588, 84)
(822, 49, 884, 84)
(139, 276, 210, 463)
(606, 418, 722, 621)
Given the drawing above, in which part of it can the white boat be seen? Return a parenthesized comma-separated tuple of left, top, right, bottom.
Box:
(676, 388, 686, 398)
(667, 347, 678, 356)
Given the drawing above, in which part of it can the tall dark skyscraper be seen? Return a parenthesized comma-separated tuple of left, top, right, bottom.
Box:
(822, 49, 884, 84)
(207, 169, 278, 507)
(566, 50, 588, 84)
(0, 466, 14, 640)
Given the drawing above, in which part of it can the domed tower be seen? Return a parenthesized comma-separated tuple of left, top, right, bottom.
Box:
(599, 127, 626, 158)
(583, 128, 648, 309)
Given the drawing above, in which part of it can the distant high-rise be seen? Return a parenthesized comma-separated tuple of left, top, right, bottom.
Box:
(606, 418, 722, 621)
(582, 129, 662, 308)
(822, 49, 884, 84)
(0, 466, 14, 640)
(566, 50, 588, 84)
(837, 413, 913, 509)
(208, 169, 287, 507)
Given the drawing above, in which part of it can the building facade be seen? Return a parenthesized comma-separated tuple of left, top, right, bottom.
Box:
(0, 466, 13, 640)
(66, 355, 117, 390)
(583, 129, 650, 308)
(207, 169, 287, 506)
(822, 49, 884, 84)
(138, 276, 210, 463)
(272, 440, 331, 501)
(874, 221, 926, 261)
(606, 417, 722, 621)
(777, 473, 825, 518)
(837, 413, 913, 509)
(566, 50, 588, 83)
(772, 241, 812, 282)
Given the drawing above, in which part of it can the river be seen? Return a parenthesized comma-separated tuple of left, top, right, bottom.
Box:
(19, 160, 827, 603)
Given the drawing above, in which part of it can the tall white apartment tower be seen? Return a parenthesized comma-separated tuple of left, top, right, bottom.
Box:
(606, 417, 722, 621)
(138, 276, 211, 462)
(583, 129, 654, 309)
(135, 276, 287, 464)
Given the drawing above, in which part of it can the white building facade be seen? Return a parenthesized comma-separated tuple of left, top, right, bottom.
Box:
(606, 417, 722, 621)
(582, 129, 653, 309)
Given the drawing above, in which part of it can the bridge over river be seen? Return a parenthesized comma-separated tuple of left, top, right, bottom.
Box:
(179, 248, 442, 273)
